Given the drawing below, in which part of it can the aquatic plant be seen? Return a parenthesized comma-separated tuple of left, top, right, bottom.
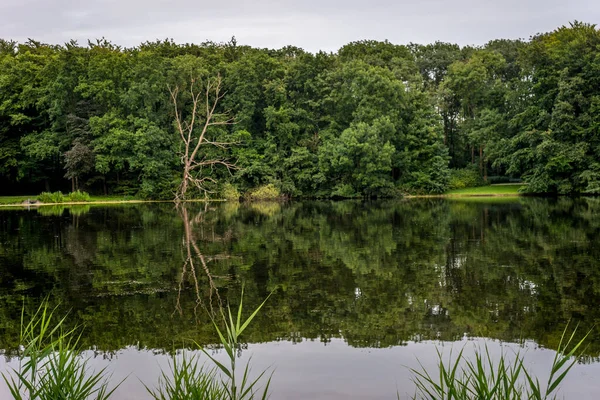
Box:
(147, 286, 273, 400)
(409, 325, 590, 400)
(2, 302, 120, 400)
(146, 353, 226, 400)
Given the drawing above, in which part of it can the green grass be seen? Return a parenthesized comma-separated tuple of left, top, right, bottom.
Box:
(445, 184, 525, 196)
(0, 194, 140, 206)
(0, 196, 34, 205)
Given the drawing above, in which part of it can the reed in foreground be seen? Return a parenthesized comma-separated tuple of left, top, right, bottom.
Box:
(146, 353, 226, 400)
(409, 325, 590, 400)
(146, 286, 273, 400)
(2, 302, 120, 400)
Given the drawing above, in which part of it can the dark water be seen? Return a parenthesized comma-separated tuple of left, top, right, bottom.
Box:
(1, 199, 600, 398)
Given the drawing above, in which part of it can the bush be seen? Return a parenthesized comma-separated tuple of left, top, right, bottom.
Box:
(331, 183, 359, 198)
(245, 184, 281, 200)
(38, 191, 91, 204)
(448, 167, 486, 190)
(221, 183, 241, 201)
(37, 191, 65, 203)
(66, 190, 91, 202)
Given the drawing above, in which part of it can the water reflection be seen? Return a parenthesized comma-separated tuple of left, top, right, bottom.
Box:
(0, 198, 599, 358)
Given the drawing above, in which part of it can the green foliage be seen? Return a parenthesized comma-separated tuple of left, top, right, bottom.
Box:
(2, 301, 119, 400)
(37, 191, 64, 203)
(145, 353, 226, 400)
(10, 25, 596, 197)
(446, 184, 523, 196)
(146, 287, 273, 400)
(0, 35, 452, 199)
(221, 183, 241, 201)
(200, 287, 273, 400)
(245, 184, 281, 200)
(37, 191, 91, 203)
(449, 167, 486, 190)
(411, 325, 590, 400)
(66, 190, 91, 202)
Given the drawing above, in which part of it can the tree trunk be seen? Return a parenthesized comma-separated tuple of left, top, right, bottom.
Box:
(483, 146, 487, 182)
(479, 146, 483, 176)
(71, 177, 75, 192)
(170, 74, 235, 202)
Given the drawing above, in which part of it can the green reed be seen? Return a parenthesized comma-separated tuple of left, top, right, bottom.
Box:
(146, 353, 226, 400)
(409, 324, 590, 400)
(147, 286, 273, 400)
(2, 302, 120, 400)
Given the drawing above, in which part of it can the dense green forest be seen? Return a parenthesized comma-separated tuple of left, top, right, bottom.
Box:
(1, 22, 599, 198)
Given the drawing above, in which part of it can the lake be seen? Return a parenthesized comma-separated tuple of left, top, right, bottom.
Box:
(0, 198, 599, 399)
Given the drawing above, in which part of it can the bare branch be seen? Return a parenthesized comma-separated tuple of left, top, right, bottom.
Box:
(170, 72, 236, 201)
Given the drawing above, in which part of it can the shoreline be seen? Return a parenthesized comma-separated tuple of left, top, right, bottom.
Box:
(0, 198, 229, 208)
(0, 193, 525, 208)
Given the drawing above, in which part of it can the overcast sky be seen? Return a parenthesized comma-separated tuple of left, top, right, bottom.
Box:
(1, 0, 598, 52)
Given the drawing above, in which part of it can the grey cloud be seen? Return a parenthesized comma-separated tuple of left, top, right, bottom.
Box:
(0, 0, 598, 51)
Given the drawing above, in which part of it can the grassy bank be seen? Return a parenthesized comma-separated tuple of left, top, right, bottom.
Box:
(0, 195, 144, 207)
(445, 183, 524, 196)
(0, 183, 525, 207)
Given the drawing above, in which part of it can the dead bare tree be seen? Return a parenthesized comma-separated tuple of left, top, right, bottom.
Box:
(169, 74, 236, 201)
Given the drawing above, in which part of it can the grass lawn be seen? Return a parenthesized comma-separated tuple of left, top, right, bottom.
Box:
(0, 194, 141, 206)
(445, 183, 525, 196)
(0, 196, 36, 205)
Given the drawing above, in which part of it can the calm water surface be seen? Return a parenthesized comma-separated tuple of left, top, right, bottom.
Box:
(0, 199, 599, 398)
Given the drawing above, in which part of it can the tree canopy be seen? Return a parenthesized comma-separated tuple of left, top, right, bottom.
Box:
(1, 22, 599, 198)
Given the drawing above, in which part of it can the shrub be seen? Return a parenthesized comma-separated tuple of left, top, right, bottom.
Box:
(331, 183, 359, 198)
(448, 167, 486, 190)
(37, 191, 65, 203)
(66, 190, 91, 202)
(221, 183, 241, 201)
(245, 184, 281, 200)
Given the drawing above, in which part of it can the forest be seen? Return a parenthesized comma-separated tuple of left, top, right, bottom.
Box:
(1, 21, 599, 199)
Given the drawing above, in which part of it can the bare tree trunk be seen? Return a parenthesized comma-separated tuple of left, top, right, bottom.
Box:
(169, 74, 236, 202)
(71, 177, 75, 192)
